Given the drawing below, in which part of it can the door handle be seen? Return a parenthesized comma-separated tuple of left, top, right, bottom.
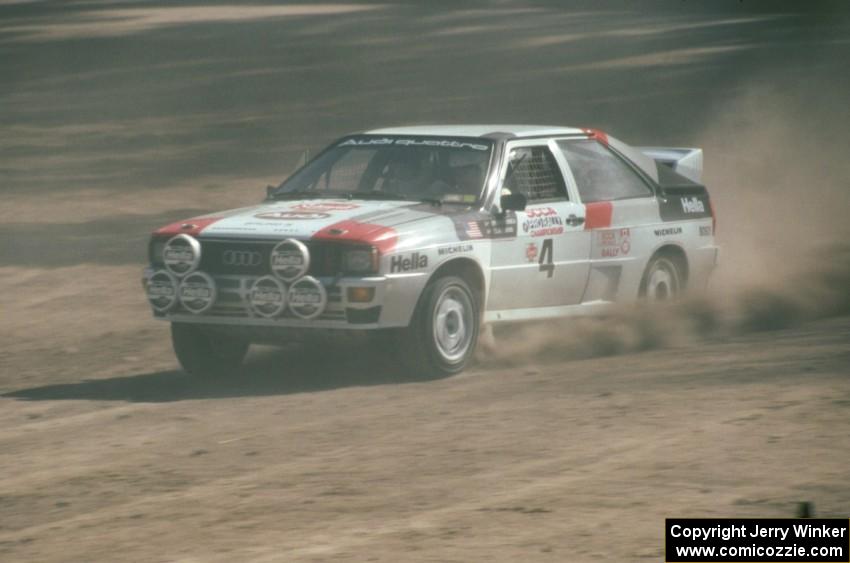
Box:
(566, 214, 585, 226)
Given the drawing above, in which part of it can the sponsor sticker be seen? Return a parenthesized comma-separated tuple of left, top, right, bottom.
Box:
(465, 221, 483, 239)
(680, 196, 706, 214)
(270, 239, 310, 281)
(525, 242, 538, 263)
(699, 225, 713, 236)
(523, 207, 564, 237)
(598, 228, 631, 258)
(255, 211, 331, 221)
(437, 243, 473, 256)
(339, 138, 489, 151)
(178, 272, 217, 314)
(390, 252, 429, 273)
(287, 276, 327, 320)
(248, 276, 287, 318)
(163, 234, 201, 276)
(654, 226, 683, 237)
(457, 212, 517, 240)
(146, 270, 178, 312)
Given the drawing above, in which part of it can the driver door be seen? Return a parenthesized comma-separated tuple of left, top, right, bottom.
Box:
(486, 139, 592, 314)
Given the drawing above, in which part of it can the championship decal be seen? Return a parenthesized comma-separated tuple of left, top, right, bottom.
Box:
(597, 228, 631, 258)
(522, 207, 564, 237)
(255, 211, 331, 221)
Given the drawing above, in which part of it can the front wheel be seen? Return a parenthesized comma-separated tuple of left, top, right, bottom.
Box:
(171, 323, 249, 378)
(639, 255, 683, 302)
(395, 275, 480, 378)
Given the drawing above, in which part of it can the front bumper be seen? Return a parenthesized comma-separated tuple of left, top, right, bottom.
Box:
(142, 267, 420, 330)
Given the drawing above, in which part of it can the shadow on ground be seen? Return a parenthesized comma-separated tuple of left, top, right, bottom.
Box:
(2, 344, 435, 403)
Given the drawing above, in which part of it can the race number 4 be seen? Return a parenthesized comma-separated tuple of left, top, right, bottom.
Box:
(538, 238, 554, 278)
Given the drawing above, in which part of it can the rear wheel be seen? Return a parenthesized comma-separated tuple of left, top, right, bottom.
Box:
(640, 255, 683, 302)
(396, 275, 480, 378)
(171, 323, 249, 378)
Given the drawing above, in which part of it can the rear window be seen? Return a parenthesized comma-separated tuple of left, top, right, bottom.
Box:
(557, 140, 652, 202)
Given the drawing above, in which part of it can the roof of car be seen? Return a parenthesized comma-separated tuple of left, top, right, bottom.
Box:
(363, 125, 586, 138)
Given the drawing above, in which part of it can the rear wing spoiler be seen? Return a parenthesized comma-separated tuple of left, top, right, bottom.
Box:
(638, 147, 703, 184)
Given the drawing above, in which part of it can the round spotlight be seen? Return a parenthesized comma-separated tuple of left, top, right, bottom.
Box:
(178, 271, 216, 314)
(163, 234, 201, 277)
(248, 275, 287, 318)
(270, 238, 310, 282)
(287, 276, 327, 320)
(146, 270, 178, 312)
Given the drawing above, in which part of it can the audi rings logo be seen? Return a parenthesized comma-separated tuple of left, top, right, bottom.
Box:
(222, 250, 262, 267)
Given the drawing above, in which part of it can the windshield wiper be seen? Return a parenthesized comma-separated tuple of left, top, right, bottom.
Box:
(344, 191, 410, 201)
(269, 189, 325, 201)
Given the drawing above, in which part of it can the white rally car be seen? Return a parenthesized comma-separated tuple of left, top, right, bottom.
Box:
(143, 125, 718, 377)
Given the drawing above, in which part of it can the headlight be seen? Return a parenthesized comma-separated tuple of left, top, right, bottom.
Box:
(163, 234, 201, 277)
(343, 247, 377, 274)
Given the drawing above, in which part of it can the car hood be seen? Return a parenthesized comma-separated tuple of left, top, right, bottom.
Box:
(154, 199, 462, 252)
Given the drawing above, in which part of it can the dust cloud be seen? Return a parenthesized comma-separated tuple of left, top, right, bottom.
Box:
(481, 75, 850, 366)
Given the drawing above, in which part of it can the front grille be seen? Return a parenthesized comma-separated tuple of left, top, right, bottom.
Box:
(198, 239, 341, 277)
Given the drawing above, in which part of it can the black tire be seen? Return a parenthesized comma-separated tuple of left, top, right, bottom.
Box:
(171, 323, 249, 378)
(395, 275, 480, 378)
(639, 254, 683, 302)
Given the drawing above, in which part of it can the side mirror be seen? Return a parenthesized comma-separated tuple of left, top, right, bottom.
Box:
(266, 185, 276, 200)
(500, 193, 527, 212)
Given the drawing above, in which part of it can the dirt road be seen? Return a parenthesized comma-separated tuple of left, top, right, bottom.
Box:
(2, 1, 849, 561)
(1, 317, 848, 561)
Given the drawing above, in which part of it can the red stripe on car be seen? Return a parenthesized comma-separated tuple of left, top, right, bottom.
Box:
(582, 128, 609, 146)
(312, 220, 398, 254)
(584, 201, 613, 230)
(154, 217, 223, 237)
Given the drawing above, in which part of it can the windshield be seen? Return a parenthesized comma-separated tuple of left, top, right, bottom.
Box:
(273, 135, 494, 204)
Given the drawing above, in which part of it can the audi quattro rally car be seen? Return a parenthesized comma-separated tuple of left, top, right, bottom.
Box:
(143, 125, 718, 377)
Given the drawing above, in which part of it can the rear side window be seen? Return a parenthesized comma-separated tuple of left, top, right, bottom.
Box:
(557, 140, 652, 202)
(503, 146, 568, 202)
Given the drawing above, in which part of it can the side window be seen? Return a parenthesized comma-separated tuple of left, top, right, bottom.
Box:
(557, 140, 653, 202)
(503, 146, 568, 202)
